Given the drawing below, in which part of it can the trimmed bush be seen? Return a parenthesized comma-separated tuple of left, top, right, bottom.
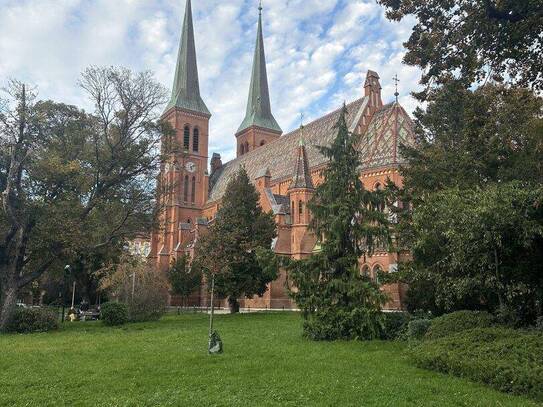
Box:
(536, 316, 543, 331)
(410, 327, 543, 401)
(101, 302, 128, 326)
(5, 307, 59, 333)
(426, 310, 495, 339)
(381, 312, 413, 340)
(407, 319, 431, 340)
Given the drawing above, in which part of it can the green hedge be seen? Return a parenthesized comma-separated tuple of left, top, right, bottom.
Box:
(381, 312, 413, 340)
(410, 327, 543, 401)
(5, 307, 59, 333)
(101, 302, 128, 326)
(407, 319, 431, 340)
(426, 310, 495, 339)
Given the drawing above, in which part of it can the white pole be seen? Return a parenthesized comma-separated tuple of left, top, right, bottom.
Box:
(131, 272, 136, 301)
(71, 281, 76, 309)
(209, 274, 215, 337)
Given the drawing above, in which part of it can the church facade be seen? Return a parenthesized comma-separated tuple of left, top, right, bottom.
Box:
(149, 0, 415, 310)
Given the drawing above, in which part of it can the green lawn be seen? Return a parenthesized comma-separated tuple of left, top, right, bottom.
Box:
(0, 312, 538, 407)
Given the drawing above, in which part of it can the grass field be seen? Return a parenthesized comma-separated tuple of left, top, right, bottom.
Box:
(0, 312, 538, 407)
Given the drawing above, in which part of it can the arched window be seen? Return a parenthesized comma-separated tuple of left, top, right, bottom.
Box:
(373, 264, 383, 284)
(183, 126, 190, 150)
(183, 175, 189, 202)
(291, 201, 295, 216)
(191, 176, 196, 203)
(361, 265, 370, 278)
(245, 141, 249, 153)
(240, 144, 245, 155)
(193, 128, 199, 152)
(299, 200, 303, 215)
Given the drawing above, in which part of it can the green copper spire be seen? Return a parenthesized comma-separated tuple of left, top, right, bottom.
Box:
(236, 2, 282, 134)
(165, 0, 210, 116)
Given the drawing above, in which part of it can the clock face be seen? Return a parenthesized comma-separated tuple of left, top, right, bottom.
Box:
(185, 161, 196, 173)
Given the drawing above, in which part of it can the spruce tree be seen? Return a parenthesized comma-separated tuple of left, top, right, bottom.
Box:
(194, 168, 276, 313)
(289, 104, 389, 340)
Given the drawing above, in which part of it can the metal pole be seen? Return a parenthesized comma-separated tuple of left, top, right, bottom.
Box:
(208, 274, 215, 337)
(61, 280, 66, 323)
(71, 281, 76, 309)
(62, 265, 70, 323)
(131, 272, 136, 302)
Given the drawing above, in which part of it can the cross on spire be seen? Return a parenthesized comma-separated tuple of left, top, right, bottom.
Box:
(236, 0, 282, 135)
(393, 74, 400, 102)
(165, 0, 210, 116)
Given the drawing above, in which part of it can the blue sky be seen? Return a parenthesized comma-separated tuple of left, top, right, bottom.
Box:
(0, 0, 422, 161)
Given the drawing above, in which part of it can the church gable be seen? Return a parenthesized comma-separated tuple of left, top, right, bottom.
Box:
(358, 103, 416, 169)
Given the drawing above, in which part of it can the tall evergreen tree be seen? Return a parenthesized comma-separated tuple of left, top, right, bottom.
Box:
(194, 168, 276, 313)
(289, 105, 390, 340)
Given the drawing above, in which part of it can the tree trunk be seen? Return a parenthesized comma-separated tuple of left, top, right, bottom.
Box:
(0, 283, 18, 332)
(494, 247, 504, 308)
(228, 297, 240, 314)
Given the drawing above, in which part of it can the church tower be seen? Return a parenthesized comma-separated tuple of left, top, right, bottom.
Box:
(152, 0, 211, 271)
(288, 137, 315, 259)
(235, 2, 282, 157)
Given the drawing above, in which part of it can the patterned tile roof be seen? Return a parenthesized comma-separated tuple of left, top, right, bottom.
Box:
(208, 97, 414, 203)
(358, 102, 415, 168)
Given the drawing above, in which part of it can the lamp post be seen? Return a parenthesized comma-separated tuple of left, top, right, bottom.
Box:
(61, 265, 71, 323)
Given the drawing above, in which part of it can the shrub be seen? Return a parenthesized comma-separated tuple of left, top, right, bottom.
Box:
(407, 319, 431, 340)
(5, 307, 59, 333)
(426, 310, 495, 339)
(410, 327, 543, 401)
(381, 312, 413, 340)
(302, 308, 385, 341)
(98, 254, 169, 323)
(127, 288, 168, 323)
(101, 302, 128, 326)
(536, 316, 543, 331)
(494, 305, 523, 328)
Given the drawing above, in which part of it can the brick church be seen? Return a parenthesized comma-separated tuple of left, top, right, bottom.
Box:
(149, 0, 415, 310)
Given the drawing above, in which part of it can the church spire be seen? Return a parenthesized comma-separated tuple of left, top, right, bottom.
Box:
(165, 0, 210, 117)
(236, 1, 282, 135)
(289, 138, 314, 190)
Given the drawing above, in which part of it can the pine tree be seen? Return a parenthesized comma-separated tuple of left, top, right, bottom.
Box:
(289, 104, 390, 340)
(194, 168, 276, 313)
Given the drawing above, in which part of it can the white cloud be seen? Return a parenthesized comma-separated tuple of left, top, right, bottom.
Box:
(0, 0, 423, 162)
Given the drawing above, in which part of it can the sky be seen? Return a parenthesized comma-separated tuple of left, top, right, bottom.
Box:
(0, 0, 422, 162)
